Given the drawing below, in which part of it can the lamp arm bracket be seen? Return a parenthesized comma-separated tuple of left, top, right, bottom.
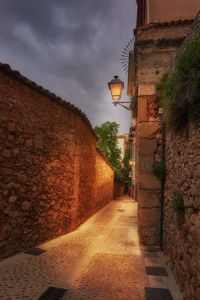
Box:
(115, 101, 131, 103)
(112, 101, 132, 111)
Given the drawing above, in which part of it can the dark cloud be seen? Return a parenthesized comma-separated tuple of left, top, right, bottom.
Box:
(0, 0, 137, 133)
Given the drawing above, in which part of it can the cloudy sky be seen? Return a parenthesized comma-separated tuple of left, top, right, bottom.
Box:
(0, 0, 137, 134)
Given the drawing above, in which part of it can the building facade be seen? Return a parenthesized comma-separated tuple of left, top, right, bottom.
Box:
(116, 134, 129, 160)
(129, 0, 199, 250)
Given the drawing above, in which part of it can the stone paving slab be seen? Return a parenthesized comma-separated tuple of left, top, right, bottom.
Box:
(143, 252, 184, 300)
(0, 197, 183, 300)
(65, 253, 147, 300)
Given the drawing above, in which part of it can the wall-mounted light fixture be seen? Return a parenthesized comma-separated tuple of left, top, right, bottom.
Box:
(108, 75, 132, 111)
(129, 160, 134, 166)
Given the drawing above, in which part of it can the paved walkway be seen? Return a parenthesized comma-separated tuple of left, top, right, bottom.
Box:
(0, 197, 183, 300)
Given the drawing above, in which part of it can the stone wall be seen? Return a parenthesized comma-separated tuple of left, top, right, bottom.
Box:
(134, 20, 192, 249)
(0, 64, 114, 260)
(163, 13, 200, 300)
(114, 182, 124, 199)
(146, 0, 199, 24)
(164, 125, 200, 300)
(95, 148, 114, 207)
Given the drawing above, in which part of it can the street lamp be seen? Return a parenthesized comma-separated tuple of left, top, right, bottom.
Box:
(108, 75, 124, 100)
(108, 75, 132, 111)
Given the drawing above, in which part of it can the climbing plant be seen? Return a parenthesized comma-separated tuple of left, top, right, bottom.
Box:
(129, 94, 137, 118)
(170, 192, 185, 225)
(153, 161, 166, 181)
(157, 35, 200, 131)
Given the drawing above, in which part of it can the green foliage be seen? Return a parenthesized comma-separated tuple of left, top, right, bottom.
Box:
(170, 192, 185, 213)
(113, 148, 132, 184)
(156, 73, 169, 90)
(170, 192, 185, 225)
(114, 167, 124, 184)
(122, 148, 131, 169)
(158, 36, 200, 130)
(129, 94, 137, 117)
(121, 148, 131, 181)
(94, 121, 121, 169)
(94, 122, 131, 184)
(153, 161, 166, 181)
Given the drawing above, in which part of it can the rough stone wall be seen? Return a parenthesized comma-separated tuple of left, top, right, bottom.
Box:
(134, 22, 191, 249)
(0, 67, 114, 260)
(114, 182, 124, 199)
(164, 125, 200, 300)
(163, 13, 200, 300)
(95, 148, 114, 206)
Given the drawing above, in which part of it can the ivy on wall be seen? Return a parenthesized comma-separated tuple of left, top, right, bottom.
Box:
(153, 161, 166, 181)
(170, 192, 185, 225)
(130, 94, 137, 118)
(157, 35, 200, 131)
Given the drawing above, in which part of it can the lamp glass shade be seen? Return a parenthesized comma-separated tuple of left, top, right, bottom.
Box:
(108, 76, 124, 100)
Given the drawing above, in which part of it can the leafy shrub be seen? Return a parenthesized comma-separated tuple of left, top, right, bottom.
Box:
(153, 161, 166, 181)
(170, 192, 184, 213)
(130, 94, 137, 117)
(170, 192, 185, 225)
(158, 36, 200, 130)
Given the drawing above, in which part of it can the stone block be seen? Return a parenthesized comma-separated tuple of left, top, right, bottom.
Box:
(138, 156, 154, 172)
(139, 207, 161, 228)
(8, 195, 17, 203)
(22, 201, 32, 211)
(137, 122, 160, 138)
(138, 190, 160, 208)
(1, 167, 12, 175)
(139, 226, 161, 246)
(8, 122, 15, 132)
(1, 149, 11, 158)
(138, 172, 161, 190)
(138, 84, 156, 96)
(34, 134, 44, 149)
(138, 97, 148, 122)
(138, 138, 157, 156)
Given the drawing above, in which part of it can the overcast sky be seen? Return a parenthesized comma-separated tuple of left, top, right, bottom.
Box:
(0, 0, 137, 134)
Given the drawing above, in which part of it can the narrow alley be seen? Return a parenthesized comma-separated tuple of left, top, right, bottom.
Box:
(0, 197, 182, 300)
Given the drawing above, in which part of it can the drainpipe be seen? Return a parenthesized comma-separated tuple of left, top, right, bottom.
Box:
(135, 126, 138, 202)
(159, 108, 165, 251)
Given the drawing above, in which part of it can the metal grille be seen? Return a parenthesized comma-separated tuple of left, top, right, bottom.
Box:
(145, 287, 173, 300)
(24, 247, 46, 256)
(38, 287, 68, 300)
(145, 266, 168, 276)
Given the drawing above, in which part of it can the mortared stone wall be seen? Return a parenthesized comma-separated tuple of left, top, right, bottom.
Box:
(163, 13, 200, 300)
(134, 20, 192, 250)
(0, 64, 114, 260)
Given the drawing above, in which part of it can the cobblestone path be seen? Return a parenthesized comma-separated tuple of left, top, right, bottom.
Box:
(0, 197, 182, 300)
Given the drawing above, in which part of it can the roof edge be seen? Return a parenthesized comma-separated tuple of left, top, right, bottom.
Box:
(134, 18, 194, 34)
(0, 62, 98, 140)
(96, 147, 115, 171)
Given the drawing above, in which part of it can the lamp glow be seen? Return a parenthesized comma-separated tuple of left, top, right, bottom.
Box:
(108, 75, 124, 100)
